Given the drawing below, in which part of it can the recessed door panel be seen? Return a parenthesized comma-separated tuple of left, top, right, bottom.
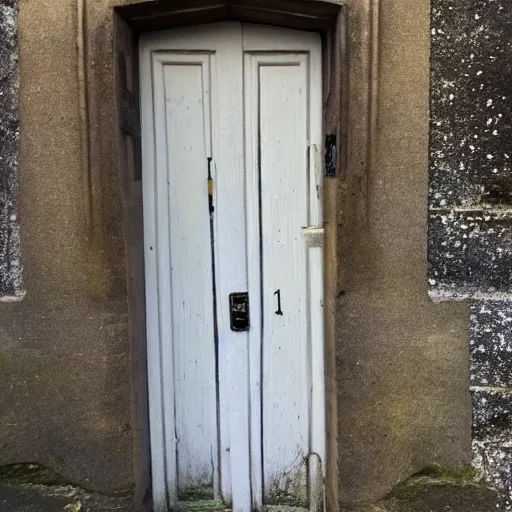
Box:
(260, 57, 309, 506)
(159, 53, 218, 494)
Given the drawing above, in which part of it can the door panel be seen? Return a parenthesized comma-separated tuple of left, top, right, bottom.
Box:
(260, 56, 309, 506)
(245, 45, 323, 507)
(153, 51, 219, 496)
(141, 22, 250, 510)
(163, 56, 217, 493)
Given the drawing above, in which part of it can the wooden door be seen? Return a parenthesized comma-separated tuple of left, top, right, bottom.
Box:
(140, 22, 324, 512)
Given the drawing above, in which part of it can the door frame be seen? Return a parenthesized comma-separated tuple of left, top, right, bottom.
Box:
(114, 1, 381, 510)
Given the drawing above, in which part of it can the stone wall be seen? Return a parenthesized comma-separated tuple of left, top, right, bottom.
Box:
(0, 0, 134, 496)
(430, 0, 512, 499)
(0, 0, 23, 299)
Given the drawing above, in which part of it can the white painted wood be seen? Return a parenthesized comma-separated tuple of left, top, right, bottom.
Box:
(161, 53, 217, 492)
(140, 22, 252, 511)
(260, 54, 310, 506)
(244, 25, 324, 510)
(308, 245, 325, 512)
(305, 39, 325, 512)
(209, 23, 253, 512)
(242, 23, 322, 51)
(140, 36, 171, 512)
(244, 50, 264, 511)
(141, 22, 324, 512)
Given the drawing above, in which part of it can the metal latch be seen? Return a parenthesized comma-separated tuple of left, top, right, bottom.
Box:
(229, 293, 250, 332)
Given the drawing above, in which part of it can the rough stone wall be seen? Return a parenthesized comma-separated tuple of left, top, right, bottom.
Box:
(0, 0, 23, 299)
(430, 0, 512, 499)
(0, 0, 134, 495)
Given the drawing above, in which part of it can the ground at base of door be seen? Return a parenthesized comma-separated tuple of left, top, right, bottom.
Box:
(0, 482, 133, 512)
(173, 502, 308, 512)
(0, 477, 509, 512)
(340, 476, 510, 512)
(172, 500, 229, 511)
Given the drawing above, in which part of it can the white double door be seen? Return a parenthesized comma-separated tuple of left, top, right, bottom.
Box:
(140, 22, 324, 512)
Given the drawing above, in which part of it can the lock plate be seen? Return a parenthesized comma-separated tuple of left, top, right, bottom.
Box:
(229, 292, 250, 332)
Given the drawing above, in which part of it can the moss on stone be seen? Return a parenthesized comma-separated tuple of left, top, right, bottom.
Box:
(341, 475, 507, 512)
(0, 463, 67, 486)
(411, 464, 477, 482)
(385, 476, 506, 511)
(177, 485, 214, 501)
(171, 499, 227, 511)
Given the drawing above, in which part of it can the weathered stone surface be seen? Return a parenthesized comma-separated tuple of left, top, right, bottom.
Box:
(337, 0, 471, 503)
(0, 0, 133, 494)
(469, 299, 512, 497)
(471, 388, 512, 496)
(340, 476, 508, 511)
(472, 388, 512, 439)
(429, 210, 512, 299)
(472, 437, 512, 499)
(430, 0, 512, 499)
(0, 0, 23, 299)
(430, 0, 512, 209)
(470, 301, 512, 387)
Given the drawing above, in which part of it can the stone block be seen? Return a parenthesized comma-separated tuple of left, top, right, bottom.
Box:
(430, 0, 512, 208)
(470, 301, 512, 388)
(472, 388, 512, 440)
(429, 210, 512, 299)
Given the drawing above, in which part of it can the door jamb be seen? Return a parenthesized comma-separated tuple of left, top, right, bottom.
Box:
(114, 1, 381, 510)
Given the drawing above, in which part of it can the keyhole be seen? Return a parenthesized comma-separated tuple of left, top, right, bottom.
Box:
(274, 289, 283, 316)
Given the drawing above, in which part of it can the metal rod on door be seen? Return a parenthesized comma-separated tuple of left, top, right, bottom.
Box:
(207, 157, 221, 500)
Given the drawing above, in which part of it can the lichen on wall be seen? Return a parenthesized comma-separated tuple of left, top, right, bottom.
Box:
(430, 0, 512, 299)
(0, 0, 23, 300)
(430, 0, 512, 211)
